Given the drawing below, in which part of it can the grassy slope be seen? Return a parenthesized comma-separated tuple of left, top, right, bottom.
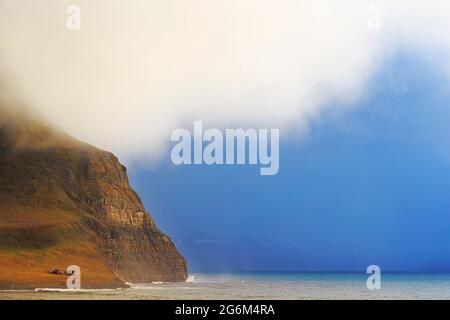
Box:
(0, 205, 125, 289)
(0, 106, 187, 288)
(0, 107, 123, 288)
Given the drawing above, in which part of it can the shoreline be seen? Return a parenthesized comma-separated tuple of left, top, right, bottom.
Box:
(1, 273, 450, 300)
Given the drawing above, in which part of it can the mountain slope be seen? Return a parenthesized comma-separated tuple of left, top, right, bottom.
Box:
(0, 106, 187, 289)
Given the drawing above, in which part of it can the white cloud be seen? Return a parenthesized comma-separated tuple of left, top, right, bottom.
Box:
(0, 0, 449, 163)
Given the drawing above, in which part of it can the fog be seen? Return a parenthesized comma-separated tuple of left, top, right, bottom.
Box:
(0, 0, 450, 164)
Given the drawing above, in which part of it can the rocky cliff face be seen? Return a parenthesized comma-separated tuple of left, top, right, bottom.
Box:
(0, 107, 187, 289)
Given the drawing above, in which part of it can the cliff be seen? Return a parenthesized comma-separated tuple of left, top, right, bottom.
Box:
(0, 106, 187, 289)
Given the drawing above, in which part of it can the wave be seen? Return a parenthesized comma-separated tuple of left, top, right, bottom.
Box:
(34, 288, 122, 292)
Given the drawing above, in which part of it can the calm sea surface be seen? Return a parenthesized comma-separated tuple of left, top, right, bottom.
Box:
(1, 272, 450, 300)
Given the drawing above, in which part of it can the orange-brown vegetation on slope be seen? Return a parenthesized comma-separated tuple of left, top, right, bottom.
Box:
(0, 106, 187, 289)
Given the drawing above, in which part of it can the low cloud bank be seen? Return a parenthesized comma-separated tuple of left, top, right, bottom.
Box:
(0, 1, 449, 163)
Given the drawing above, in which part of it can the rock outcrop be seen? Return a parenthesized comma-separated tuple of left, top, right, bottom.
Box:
(0, 106, 187, 289)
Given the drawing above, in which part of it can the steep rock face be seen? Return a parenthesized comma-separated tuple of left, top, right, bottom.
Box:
(0, 107, 187, 288)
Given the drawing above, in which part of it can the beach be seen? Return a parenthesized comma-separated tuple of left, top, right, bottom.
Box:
(1, 272, 450, 300)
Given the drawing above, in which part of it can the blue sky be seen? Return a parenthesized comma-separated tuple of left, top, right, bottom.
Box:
(4, 2, 450, 274)
(129, 52, 450, 273)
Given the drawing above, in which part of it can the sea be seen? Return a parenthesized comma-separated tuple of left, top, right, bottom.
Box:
(1, 272, 450, 300)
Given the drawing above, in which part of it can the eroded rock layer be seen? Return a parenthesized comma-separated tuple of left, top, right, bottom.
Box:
(0, 107, 187, 289)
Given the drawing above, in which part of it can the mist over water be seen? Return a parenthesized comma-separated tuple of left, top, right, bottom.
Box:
(1, 273, 450, 300)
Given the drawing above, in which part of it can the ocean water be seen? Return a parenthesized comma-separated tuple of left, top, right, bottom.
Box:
(1, 272, 450, 300)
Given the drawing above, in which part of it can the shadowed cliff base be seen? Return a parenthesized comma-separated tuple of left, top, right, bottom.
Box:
(0, 105, 187, 289)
